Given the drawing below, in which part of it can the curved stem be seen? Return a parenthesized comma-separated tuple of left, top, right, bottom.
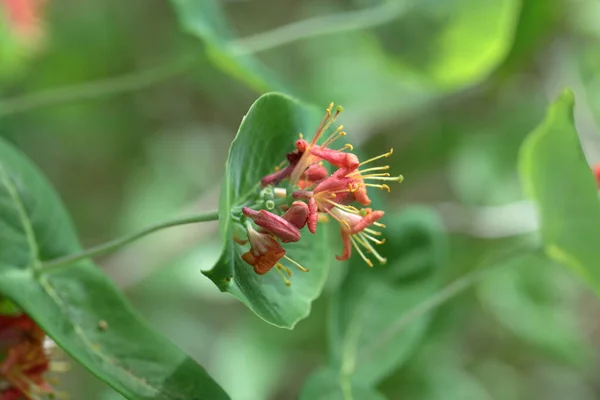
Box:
(40, 210, 219, 274)
(0, 55, 195, 118)
(229, 0, 411, 56)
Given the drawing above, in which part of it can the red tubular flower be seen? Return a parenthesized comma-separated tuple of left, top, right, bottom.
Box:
(242, 207, 301, 243)
(241, 225, 286, 275)
(282, 201, 309, 229)
(249, 101, 403, 279)
(309, 146, 359, 170)
(0, 314, 55, 400)
(329, 207, 386, 266)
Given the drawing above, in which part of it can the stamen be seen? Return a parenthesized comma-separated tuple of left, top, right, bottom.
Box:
(360, 173, 391, 178)
(358, 148, 394, 166)
(284, 255, 309, 272)
(348, 166, 390, 176)
(361, 175, 403, 182)
(336, 143, 354, 151)
(310, 104, 333, 146)
(364, 228, 382, 236)
(350, 235, 373, 267)
(281, 264, 293, 276)
(275, 263, 292, 286)
(359, 235, 387, 264)
(321, 125, 346, 147)
(360, 231, 386, 245)
(373, 222, 386, 228)
(325, 208, 351, 230)
(326, 199, 359, 213)
(364, 183, 391, 192)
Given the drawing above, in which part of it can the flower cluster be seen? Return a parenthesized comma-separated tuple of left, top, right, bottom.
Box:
(237, 103, 402, 285)
(0, 313, 60, 400)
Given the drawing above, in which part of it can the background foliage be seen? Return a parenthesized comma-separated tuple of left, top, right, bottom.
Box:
(2, 0, 600, 399)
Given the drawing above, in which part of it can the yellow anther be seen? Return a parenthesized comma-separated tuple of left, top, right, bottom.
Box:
(374, 222, 386, 228)
(275, 264, 292, 286)
(382, 184, 391, 192)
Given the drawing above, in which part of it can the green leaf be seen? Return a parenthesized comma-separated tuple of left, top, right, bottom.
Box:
(299, 367, 386, 400)
(518, 89, 600, 295)
(477, 252, 587, 364)
(0, 138, 229, 400)
(203, 92, 332, 328)
(169, 0, 287, 93)
(326, 208, 446, 386)
(371, 0, 521, 89)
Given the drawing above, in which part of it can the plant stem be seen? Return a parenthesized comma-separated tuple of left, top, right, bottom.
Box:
(229, 0, 412, 56)
(40, 210, 219, 274)
(0, 55, 195, 118)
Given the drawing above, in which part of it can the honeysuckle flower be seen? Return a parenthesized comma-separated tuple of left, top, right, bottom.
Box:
(241, 225, 286, 275)
(0, 313, 57, 400)
(241, 101, 402, 283)
(329, 207, 386, 266)
(242, 207, 301, 243)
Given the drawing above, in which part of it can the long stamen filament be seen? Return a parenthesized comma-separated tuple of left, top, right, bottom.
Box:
(364, 183, 391, 192)
(321, 125, 345, 147)
(326, 199, 359, 213)
(359, 233, 387, 264)
(364, 228, 382, 236)
(361, 175, 403, 182)
(359, 173, 391, 178)
(373, 222, 386, 228)
(350, 235, 373, 267)
(275, 263, 292, 285)
(349, 166, 390, 175)
(361, 231, 386, 245)
(358, 148, 394, 166)
(310, 103, 333, 146)
(284, 255, 309, 272)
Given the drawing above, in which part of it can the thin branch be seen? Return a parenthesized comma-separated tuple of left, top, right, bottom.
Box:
(0, 56, 195, 118)
(0, 1, 411, 117)
(229, 1, 411, 56)
(39, 210, 219, 274)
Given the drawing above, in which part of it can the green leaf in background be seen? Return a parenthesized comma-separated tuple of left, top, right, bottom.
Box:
(371, 0, 521, 89)
(302, 207, 446, 397)
(203, 92, 332, 328)
(299, 367, 386, 400)
(169, 0, 286, 93)
(328, 208, 446, 385)
(477, 252, 587, 364)
(0, 138, 229, 400)
(518, 89, 600, 295)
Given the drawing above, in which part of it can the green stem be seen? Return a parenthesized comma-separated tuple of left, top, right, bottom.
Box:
(0, 55, 195, 118)
(40, 210, 219, 274)
(229, 0, 412, 56)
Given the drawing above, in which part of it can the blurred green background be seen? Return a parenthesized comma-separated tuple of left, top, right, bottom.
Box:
(2, 0, 600, 399)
